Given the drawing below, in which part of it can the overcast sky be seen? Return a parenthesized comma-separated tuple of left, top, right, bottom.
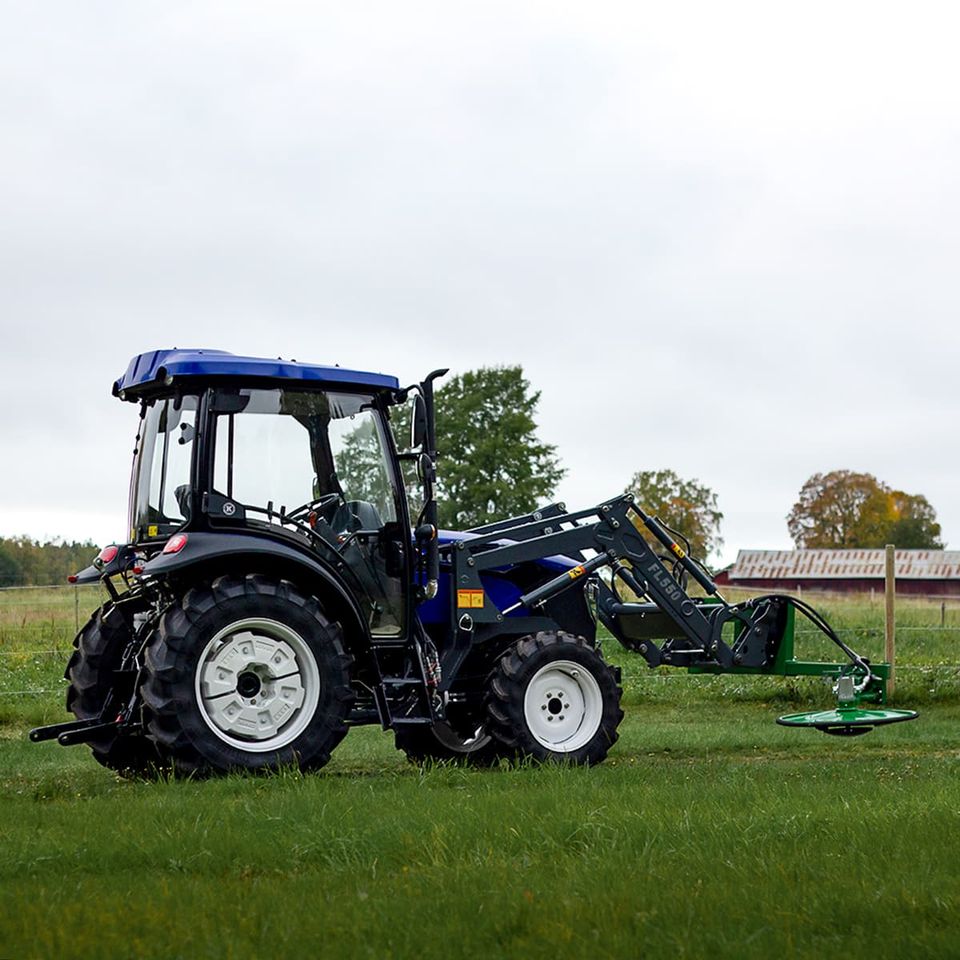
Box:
(2, 1, 958, 566)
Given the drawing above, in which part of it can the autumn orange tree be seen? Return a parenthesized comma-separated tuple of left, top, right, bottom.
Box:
(625, 469, 723, 560)
(787, 470, 944, 549)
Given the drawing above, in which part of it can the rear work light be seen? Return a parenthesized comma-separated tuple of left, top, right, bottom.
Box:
(163, 533, 189, 555)
(92, 543, 120, 572)
(97, 545, 119, 565)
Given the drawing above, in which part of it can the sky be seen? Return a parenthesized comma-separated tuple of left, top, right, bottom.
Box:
(1, 1, 958, 566)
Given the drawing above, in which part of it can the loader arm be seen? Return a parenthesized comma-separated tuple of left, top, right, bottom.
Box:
(447, 493, 889, 703)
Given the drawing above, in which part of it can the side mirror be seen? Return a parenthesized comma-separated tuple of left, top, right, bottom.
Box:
(411, 393, 428, 449)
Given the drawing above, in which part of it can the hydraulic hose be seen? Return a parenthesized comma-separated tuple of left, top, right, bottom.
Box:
(760, 594, 875, 692)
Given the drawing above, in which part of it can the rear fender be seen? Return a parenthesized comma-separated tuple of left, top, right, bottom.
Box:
(138, 532, 370, 650)
(68, 544, 139, 585)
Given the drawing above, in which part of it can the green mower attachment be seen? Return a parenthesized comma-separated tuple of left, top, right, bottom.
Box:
(777, 675, 919, 737)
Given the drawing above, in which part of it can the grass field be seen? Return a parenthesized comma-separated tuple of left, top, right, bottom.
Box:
(2, 586, 960, 958)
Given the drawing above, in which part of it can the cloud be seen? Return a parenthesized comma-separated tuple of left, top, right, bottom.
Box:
(2, 1, 958, 561)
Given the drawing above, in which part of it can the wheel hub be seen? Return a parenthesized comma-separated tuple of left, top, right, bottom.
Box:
(236, 670, 263, 699)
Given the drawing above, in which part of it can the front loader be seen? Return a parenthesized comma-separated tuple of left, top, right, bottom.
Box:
(30, 349, 916, 776)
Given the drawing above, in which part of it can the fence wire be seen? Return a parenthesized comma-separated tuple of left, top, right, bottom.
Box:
(4, 585, 960, 699)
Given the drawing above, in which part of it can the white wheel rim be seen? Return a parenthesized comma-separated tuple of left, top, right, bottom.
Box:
(194, 618, 321, 752)
(523, 659, 604, 753)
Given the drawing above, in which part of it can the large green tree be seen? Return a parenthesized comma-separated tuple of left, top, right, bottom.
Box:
(787, 470, 944, 549)
(421, 367, 565, 529)
(625, 469, 724, 561)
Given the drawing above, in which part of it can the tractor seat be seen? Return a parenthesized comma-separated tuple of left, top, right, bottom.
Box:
(329, 500, 383, 536)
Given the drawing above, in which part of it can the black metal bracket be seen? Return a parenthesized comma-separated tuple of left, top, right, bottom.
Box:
(447, 493, 788, 674)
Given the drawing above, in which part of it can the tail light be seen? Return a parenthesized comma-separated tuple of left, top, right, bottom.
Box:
(163, 533, 189, 555)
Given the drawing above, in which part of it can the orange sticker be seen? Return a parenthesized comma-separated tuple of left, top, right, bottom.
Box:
(567, 565, 586, 580)
(457, 589, 485, 609)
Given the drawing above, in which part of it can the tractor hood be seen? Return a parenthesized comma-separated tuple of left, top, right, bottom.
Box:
(437, 529, 578, 574)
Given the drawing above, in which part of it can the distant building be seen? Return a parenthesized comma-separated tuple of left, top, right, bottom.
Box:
(714, 549, 960, 596)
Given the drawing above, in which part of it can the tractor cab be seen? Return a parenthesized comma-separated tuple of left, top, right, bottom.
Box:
(121, 360, 414, 638)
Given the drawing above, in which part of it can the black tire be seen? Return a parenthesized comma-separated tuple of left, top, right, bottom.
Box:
(394, 711, 504, 766)
(141, 575, 354, 777)
(486, 631, 624, 765)
(65, 603, 163, 777)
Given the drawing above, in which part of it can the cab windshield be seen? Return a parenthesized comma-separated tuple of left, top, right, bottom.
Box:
(129, 395, 200, 540)
(210, 388, 398, 525)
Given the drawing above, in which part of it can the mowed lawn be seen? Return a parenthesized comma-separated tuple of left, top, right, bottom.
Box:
(2, 587, 960, 959)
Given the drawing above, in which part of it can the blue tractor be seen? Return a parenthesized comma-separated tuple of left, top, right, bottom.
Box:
(31, 349, 914, 776)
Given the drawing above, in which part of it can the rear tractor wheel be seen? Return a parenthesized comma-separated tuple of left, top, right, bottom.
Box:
(141, 575, 354, 777)
(486, 632, 623, 765)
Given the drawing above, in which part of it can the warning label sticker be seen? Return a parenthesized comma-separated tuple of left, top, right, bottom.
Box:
(457, 589, 485, 609)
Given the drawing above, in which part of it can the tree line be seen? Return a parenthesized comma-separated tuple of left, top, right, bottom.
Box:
(0, 536, 98, 588)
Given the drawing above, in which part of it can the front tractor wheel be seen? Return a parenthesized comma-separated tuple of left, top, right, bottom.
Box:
(141, 575, 353, 777)
(486, 632, 624, 765)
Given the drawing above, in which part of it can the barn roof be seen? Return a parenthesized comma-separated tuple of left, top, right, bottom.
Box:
(727, 549, 960, 581)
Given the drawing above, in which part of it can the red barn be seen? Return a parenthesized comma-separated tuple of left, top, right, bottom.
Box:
(714, 549, 960, 596)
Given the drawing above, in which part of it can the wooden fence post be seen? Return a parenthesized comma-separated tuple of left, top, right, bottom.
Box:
(884, 544, 896, 699)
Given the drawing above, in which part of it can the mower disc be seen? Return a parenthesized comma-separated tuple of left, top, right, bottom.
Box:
(776, 707, 918, 736)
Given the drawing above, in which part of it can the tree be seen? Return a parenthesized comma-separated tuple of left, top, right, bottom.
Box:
(0, 543, 20, 587)
(333, 416, 397, 519)
(429, 367, 565, 529)
(0, 537, 99, 586)
(625, 469, 723, 561)
(886, 491, 945, 548)
(787, 470, 944, 549)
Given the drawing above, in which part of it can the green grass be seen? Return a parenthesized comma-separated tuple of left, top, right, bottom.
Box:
(2, 587, 960, 958)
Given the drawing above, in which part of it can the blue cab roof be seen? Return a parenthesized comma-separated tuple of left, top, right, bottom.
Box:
(114, 349, 400, 399)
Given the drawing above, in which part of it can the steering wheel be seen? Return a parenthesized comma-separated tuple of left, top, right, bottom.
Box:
(285, 493, 343, 524)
